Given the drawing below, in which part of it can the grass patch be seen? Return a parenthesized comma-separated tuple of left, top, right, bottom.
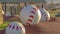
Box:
(0, 21, 21, 30)
(47, 10, 57, 17)
(49, 12, 57, 17)
(0, 21, 10, 30)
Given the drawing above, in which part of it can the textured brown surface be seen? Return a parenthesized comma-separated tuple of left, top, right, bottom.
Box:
(0, 17, 60, 34)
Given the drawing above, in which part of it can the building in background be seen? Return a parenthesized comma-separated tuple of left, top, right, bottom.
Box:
(0, 0, 47, 16)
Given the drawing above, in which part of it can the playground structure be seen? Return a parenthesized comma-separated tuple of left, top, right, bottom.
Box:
(0, 0, 50, 27)
(6, 21, 25, 34)
(0, 0, 51, 34)
(20, 5, 41, 25)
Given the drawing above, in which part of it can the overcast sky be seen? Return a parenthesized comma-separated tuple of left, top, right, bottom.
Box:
(46, 0, 60, 3)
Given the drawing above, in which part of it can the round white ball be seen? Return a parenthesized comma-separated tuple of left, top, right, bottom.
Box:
(6, 21, 25, 34)
(20, 5, 41, 24)
(40, 8, 50, 21)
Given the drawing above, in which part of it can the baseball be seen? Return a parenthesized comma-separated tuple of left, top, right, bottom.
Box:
(6, 21, 25, 34)
(20, 5, 41, 25)
(40, 8, 50, 21)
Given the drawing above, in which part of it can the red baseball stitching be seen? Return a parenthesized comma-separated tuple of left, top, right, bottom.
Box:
(26, 19, 32, 24)
(16, 26, 19, 30)
(41, 12, 47, 20)
(44, 14, 46, 17)
(12, 25, 15, 29)
(9, 25, 12, 29)
(29, 15, 34, 19)
(27, 19, 32, 23)
(31, 11, 35, 14)
(43, 14, 48, 20)
(26, 7, 38, 24)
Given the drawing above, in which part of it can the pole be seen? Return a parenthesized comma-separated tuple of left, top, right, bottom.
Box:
(5, 2, 6, 15)
(42, 3, 43, 8)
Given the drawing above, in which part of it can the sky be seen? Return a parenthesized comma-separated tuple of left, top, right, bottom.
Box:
(46, 0, 60, 3)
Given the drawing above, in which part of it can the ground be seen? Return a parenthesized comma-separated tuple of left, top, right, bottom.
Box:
(0, 17, 60, 34)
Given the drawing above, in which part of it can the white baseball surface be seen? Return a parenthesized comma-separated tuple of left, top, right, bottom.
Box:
(20, 5, 41, 24)
(40, 8, 50, 21)
(6, 21, 25, 34)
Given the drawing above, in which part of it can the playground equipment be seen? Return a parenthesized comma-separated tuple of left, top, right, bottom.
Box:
(40, 8, 50, 21)
(6, 21, 25, 34)
(20, 5, 41, 25)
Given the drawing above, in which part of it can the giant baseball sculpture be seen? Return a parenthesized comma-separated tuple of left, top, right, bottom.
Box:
(40, 8, 50, 21)
(6, 21, 25, 34)
(20, 5, 41, 25)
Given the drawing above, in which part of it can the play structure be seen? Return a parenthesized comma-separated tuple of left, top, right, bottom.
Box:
(20, 4, 41, 24)
(39, 8, 50, 21)
(0, 0, 51, 34)
(6, 21, 25, 34)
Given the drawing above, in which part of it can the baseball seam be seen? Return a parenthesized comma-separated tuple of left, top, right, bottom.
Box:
(42, 12, 48, 20)
(26, 7, 38, 24)
(8, 25, 21, 30)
